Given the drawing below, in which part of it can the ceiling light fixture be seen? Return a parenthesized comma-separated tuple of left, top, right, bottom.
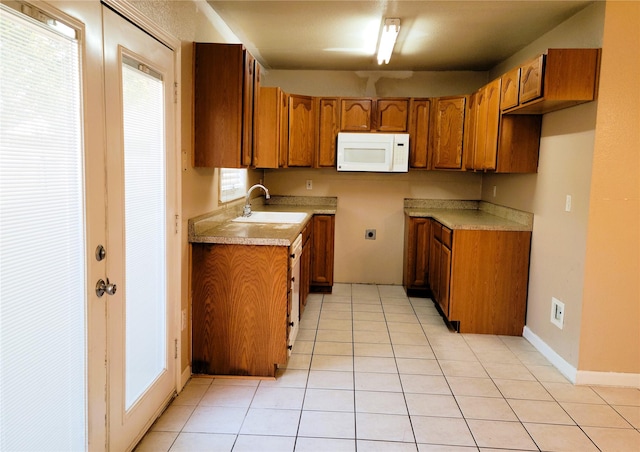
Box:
(377, 18, 400, 65)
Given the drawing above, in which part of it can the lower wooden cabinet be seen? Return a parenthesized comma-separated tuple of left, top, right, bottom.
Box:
(310, 214, 335, 293)
(404, 216, 531, 335)
(403, 216, 431, 295)
(191, 243, 289, 377)
(299, 219, 313, 318)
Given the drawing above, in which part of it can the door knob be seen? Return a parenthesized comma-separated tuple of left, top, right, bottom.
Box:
(96, 278, 117, 297)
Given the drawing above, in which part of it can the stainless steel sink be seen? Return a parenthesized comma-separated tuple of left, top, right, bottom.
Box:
(232, 211, 307, 224)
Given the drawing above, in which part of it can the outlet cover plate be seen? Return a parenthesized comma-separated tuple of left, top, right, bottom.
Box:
(551, 297, 565, 329)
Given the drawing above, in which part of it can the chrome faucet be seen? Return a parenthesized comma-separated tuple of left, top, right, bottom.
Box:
(243, 184, 270, 217)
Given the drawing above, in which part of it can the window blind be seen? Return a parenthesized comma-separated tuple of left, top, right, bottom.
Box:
(0, 4, 86, 450)
(219, 168, 247, 203)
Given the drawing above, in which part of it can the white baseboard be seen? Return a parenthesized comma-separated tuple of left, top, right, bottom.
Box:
(576, 370, 640, 388)
(523, 327, 640, 388)
(523, 326, 577, 383)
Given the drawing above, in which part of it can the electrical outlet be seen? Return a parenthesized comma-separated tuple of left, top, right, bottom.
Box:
(565, 195, 572, 212)
(306, 179, 312, 190)
(365, 229, 376, 240)
(550, 297, 565, 329)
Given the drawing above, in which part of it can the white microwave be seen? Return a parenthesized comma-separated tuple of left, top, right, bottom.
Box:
(337, 132, 409, 172)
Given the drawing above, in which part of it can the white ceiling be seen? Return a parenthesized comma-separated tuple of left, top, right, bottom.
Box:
(206, 0, 594, 71)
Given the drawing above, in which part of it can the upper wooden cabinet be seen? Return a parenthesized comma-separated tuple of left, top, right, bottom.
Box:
(194, 43, 259, 168)
(340, 98, 373, 131)
(502, 48, 601, 114)
(375, 98, 409, 132)
(254, 86, 288, 169)
(430, 95, 466, 170)
(316, 97, 339, 168)
(408, 98, 431, 169)
(466, 79, 542, 174)
(288, 94, 316, 167)
(340, 98, 409, 132)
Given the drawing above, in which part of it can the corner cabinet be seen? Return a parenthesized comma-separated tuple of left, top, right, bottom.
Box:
(404, 217, 532, 335)
(310, 214, 335, 293)
(194, 43, 259, 168)
(191, 243, 289, 377)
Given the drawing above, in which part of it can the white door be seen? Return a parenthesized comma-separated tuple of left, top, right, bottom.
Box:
(102, 6, 178, 451)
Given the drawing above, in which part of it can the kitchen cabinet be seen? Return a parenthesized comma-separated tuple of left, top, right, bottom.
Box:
(502, 48, 601, 115)
(288, 94, 316, 167)
(191, 243, 289, 377)
(255, 86, 288, 169)
(310, 214, 335, 293)
(429, 221, 452, 317)
(430, 95, 466, 170)
(299, 219, 313, 318)
(340, 98, 373, 131)
(448, 229, 531, 335)
(465, 80, 542, 174)
(340, 98, 409, 132)
(316, 97, 339, 168)
(402, 216, 431, 296)
(375, 98, 409, 132)
(404, 215, 532, 335)
(194, 43, 259, 168)
(408, 98, 431, 169)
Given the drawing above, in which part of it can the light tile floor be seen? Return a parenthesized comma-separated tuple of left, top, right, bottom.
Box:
(136, 284, 640, 451)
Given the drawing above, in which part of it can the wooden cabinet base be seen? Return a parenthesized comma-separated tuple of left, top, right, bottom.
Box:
(449, 230, 531, 336)
(192, 244, 288, 377)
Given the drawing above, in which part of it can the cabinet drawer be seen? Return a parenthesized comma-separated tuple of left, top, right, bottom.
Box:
(519, 54, 544, 104)
(441, 226, 452, 248)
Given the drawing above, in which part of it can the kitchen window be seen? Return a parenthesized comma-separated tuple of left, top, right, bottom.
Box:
(219, 168, 247, 203)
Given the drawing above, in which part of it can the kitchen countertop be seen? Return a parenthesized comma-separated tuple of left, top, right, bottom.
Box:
(188, 196, 337, 246)
(404, 199, 533, 231)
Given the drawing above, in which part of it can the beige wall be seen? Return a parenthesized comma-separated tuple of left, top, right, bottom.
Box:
(265, 169, 481, 284)
(262, 71, 486, 284)
(579, 1, 640, 375)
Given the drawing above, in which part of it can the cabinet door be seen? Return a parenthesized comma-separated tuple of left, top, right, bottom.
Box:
(340, 98, 372, 131)
(431, 96, 466, 170)
(255, 86, 286, 168)
(408, 99, 430, 168)
(311, 215, 335, 289)
(463, 91, 478, 170)
(405, 217, 431, 288)
(480, 78, 501, 171)
(474, 88, 489, 170)
(288, 94, 315, 167)
(519, 54, 544, 104)
(376, 98, 409, 132)
(500, 67, 520, 110)
(242, 52, 257, 167)
(316, 97, 339, 167)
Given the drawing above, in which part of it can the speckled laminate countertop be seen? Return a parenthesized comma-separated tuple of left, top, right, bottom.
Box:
(188, 196, 337, 246)
(404, 199, 533, 231)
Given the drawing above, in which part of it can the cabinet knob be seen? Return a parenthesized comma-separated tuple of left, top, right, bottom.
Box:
(290, 253, 296, 259)
(289, 321, 295, 327)
(288, 345, 293, 350)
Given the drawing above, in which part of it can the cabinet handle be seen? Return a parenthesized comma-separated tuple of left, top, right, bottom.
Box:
(291, 277, 295, 282)
(290, 253, 296, 259)
(289, 321, 295, 327)
(288, 345, 293, 350)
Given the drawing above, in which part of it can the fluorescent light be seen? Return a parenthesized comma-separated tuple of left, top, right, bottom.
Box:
(377, 18, 400, 64)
